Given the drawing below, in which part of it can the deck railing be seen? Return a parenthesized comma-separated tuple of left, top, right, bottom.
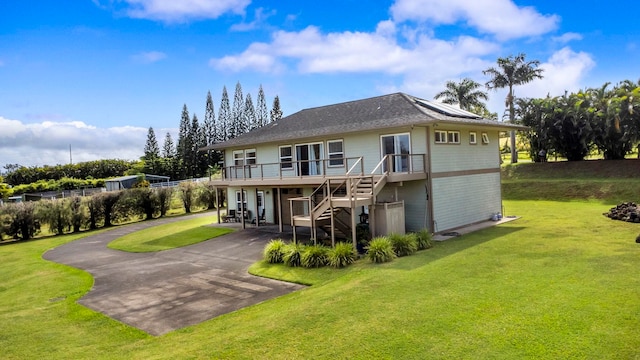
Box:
(217, 154, 427, 182)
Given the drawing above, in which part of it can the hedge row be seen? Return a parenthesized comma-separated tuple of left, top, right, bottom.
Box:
(262, 229, 434, 268)
(0, 182, 221, 241)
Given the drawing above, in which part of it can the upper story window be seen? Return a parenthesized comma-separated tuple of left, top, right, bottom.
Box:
(327, 140, 344, 167)
(469, 132, 477, 144)
(435, 130, 460, 144)
(245, 149, 256, 165)
(447, 131, 460, 144)
(279, 145, 293, 170)
(233, 150, 244, 166)
(481, 132, 490, 144)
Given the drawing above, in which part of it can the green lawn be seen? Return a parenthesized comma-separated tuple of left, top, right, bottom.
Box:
(108, 217, 234, 252)
(1, 199, 639, 358)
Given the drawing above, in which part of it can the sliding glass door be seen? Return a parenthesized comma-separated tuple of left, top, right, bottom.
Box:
(295, 143, 323, 176)
(381, 133, 410, 172)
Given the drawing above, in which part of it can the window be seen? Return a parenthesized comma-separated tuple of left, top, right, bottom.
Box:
(435, 130, 460, 144)
(327, 140, 344, 166)
(435, 130, 447, 143)
(469, 132, 477, 144)
(233, 150, 244, 166)
(279, 145, 293, 170)
(447, 131, 460, 144)
(245, 149, 256, 165)
(235, 190, 247, 212)
(481, 132, 490, 144)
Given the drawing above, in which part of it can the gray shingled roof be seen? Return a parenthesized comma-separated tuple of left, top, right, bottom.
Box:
(204, 92, 525, 150)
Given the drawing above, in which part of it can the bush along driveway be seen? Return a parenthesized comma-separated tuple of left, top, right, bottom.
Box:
(43, 214, 304, 336)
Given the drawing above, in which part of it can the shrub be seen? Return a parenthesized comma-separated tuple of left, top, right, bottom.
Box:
(37, 198, 71, 235)
(366, 237, 395, 263)
(263, 239, 286, 264)
(156, 187, 174, 217)
(328, 242, 356, 268)
(2, 202, 40, 240)
(197, 182, 218, 210)
(283, 243, 304, 267)
(179, 182, 197, 213)
(69, 196, 85, 233)
(302, 245, 329, 268)
(388, 233, 418, 257)
(415, 229, 433, 250)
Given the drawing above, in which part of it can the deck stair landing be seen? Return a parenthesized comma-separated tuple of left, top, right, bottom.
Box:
(290, 174, 386, 245)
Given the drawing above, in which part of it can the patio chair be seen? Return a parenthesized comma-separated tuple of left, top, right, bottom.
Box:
(224, 209, 236, 222)
(251, 209, 266, 225)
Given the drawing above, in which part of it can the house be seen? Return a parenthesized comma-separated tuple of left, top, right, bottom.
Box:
(204, 92, 525, 246)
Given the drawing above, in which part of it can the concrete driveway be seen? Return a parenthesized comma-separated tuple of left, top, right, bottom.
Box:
(43, 213, 304, 336)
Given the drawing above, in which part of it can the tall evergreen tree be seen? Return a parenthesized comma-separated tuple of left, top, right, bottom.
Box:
(244, 93, 257, 130)
(203, 91, 216, 145)
(143, 127, 160, 174)
(218, 86, 231, 142)
(203, 90, 218, 171)
(176, 104, 191, 179)
(161, 131, 177, 179)
(162, 132, 175, 158)
(270, 95, 283, 123)
(187, 114, 201, 178)
(143, 127, 160, 160)
(256, 84, 269, 126)
(231, 81, 245, 138)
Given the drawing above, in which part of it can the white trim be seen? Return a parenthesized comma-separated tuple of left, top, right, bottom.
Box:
(244, 149, 256, 165)
(279, 145, 293, 170)
(326, 139, 344, 167)
(469, 131, 477, 144)
(434, 130, 447, 143)
(481, 132, 490, 144)
(233, 150, 244, 166)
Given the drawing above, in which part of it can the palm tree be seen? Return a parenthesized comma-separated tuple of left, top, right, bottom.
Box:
(484, 53, 544, 163)
(434, 78, 489, 112)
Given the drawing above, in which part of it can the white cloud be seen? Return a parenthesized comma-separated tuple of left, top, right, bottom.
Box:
(230, 7, 275, 32)
(552, 32, 583, 44)
(390, 0, 559, 40)
(132, 51, 167, 64)
(114, 0, 251, 23)
(0, 116, 175, 167)
(519, 47, 595, 98)
(210, 24, 498, 79)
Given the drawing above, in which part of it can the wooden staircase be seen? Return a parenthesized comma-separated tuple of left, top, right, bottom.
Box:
(290, 173, 387, 246)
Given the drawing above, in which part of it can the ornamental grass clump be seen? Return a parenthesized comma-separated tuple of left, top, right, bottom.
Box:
(415, 229, 433, 250)
(328, 242, 357, 268)
(283, 243, 304, 267)
(301, 244, 329, 268)
(366, 236, 395, 263)
(388, 233, 417, 257)
(263, 239, 286, 264)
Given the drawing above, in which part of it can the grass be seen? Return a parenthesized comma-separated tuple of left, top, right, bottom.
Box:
(108, 216, 234, 252)
(502, 160, 640, 203)
(2, 200, 639, 358)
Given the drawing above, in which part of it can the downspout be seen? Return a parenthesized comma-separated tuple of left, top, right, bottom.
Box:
(426, 126, 435, 233)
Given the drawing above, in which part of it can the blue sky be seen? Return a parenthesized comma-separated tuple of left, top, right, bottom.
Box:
(1, 0, 639, 167)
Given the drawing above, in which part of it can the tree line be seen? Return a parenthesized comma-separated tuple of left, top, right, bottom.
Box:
(0, 182, 220, 241)
(142, 82, 282, 180)
(3, 160, 136, 186)
(517, 80, 640, 161)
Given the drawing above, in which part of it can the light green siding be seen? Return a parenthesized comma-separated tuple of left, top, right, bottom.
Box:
(375, 180, 429, 233)
(431, 172, 502, 232)
(430, 127, 501, 173)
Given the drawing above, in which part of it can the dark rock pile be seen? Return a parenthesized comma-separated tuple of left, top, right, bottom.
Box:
(604, 202, 640, 222)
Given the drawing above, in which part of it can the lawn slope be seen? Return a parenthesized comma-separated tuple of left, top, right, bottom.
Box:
(1, 200, 639, 359)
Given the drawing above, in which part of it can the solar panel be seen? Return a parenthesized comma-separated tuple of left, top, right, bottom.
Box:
(414, 98, 482, 119)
